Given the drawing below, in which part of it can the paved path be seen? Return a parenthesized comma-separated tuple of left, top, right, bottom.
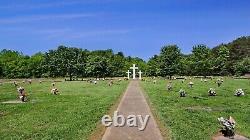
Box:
(102, 80, 163, 140)
(213, 134, 249, 140)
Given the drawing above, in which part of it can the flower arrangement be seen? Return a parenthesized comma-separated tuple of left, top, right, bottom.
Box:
(13, 81, 18, 87)
(189, 81, 194, 88)
(234, 89, 245, 96)
(167, 84, 172, 91)
(218, 116, 235, 138)
(17, 87, 27, 102)
(51, 88, 59, 95)
(179, 89, 186, 97)
(109, 80, 113, 86)
(208, 88, 216, 96)
(17, 87, 25, 94)
(217, 79, 222, 87)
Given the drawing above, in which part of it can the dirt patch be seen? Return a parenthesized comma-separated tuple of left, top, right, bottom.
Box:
(213, 132, 249, 140)
(2, 100, 26, 104)
(53, 80, 63, 82)
(186, 106, 212, 112)
(0, 112, 4, 117)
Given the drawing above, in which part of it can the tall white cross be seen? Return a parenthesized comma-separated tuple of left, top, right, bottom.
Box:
(126, 70, 131, 79)
(130, 64, 138, 79)
(138, 70, 143, 80)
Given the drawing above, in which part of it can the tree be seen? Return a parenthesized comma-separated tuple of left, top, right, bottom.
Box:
(212, 46, 230, 75)
(147, 55, 160, 76)
(179, 54, 193, 76)
(86, 49, 113, 78)
(0, 49, 23, 78)
(0, 61, 3, 78)
(29, 52, 45, 78)
(76, 49, 89, 79)
(44, 46, 85, 80)
(109, 53, 125, 77)
(158, 45, 181, 78)
(86, 55, 109, 78)
(191, 45, 212, 76)
(234, 57, 250, 76)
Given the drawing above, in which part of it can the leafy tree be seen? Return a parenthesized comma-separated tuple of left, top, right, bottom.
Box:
(109, 53, 125, 77)
(147, 55, 160, 76)
(191, 45, 212, 76)
(212, 46, 230, 75)
(0, 61, 3, 78)
(86, 55, 109, 78)
(0, 49, 23, 78)
(28, 53, 44, 78)
(179, 55, 193, 76)
(158, 45, 181, 78)
(85, 49, 114, 78)
(76, 49, 89, 79)
(234, 57, 250, 76)
(44, 46, 85, 80)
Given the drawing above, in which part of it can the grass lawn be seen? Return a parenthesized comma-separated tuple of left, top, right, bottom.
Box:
(141, 77, 250, 140)
(0, 80, 128, 140)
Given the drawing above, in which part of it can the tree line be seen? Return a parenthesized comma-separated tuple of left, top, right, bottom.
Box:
(0, 46, 146, 79)
(0, 36, 249, 79)
(148, 36, 250, 77)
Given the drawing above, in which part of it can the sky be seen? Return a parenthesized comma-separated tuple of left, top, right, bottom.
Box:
(0, 0, 250, 60)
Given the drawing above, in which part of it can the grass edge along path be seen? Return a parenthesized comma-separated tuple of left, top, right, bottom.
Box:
(88, 81, 130, 140)
(139, 81, 171, 140)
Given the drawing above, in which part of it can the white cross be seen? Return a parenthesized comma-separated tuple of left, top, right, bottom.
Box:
(138, 70, 143, 80)
(130, 64, 138, 79)
(126, 70, 131, 79)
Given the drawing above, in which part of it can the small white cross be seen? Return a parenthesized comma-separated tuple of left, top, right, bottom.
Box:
(138, 70, 143, 80)
(126, 70, 131, 79)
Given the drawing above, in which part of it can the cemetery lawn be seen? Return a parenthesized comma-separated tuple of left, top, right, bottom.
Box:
(0, 80, 128, 139)
(141, 78, 250, 140)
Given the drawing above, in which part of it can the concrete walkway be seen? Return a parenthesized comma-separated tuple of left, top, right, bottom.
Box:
(102, 80, 163, 140)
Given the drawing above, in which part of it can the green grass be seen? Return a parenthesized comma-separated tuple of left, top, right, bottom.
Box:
(0, 80, 128, 140)
(141, 77, 250, 140)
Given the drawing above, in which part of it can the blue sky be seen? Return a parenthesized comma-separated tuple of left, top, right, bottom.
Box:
(0, 0, 250, 60)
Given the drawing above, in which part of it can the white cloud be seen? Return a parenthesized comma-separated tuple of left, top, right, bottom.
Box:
(0, 1, 82, 9)
(0, 13, 94, 24)
(0, 0, 116, 10)
(0, 26, 131, 39)
(43, 29, 131, 40)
